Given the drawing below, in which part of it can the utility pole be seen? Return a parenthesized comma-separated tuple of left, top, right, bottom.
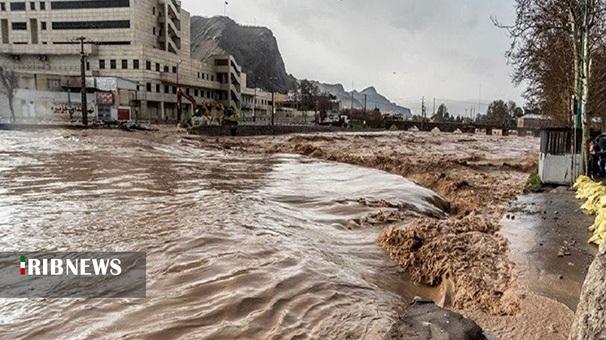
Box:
(252, 87, 257, 123)
(421, 96, 426, 119)
(77, 37, 88, 127)
(478, 84, 482, 117)
(176, 59, 182, 124)
(271, 91, 275, 126)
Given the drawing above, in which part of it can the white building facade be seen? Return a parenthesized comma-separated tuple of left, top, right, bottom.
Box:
(0, 0, 243, 122)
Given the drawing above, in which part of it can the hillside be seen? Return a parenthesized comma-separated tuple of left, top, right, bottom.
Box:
(189, 16, 410, 116)
(314, 82, 411, 117)
(190, 16, 295, 92)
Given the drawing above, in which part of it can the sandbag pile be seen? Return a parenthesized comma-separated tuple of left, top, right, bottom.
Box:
(574, 176, 606, 245)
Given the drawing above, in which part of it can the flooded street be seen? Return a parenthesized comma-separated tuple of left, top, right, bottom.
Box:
(0, 130, 446, 339)
(501, 192, 597, 311)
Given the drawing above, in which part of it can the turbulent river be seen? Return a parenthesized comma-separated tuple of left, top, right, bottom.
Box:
(0, 130, 447, 339)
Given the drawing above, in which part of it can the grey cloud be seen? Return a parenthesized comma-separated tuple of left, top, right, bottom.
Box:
(183, 0, 522, 114)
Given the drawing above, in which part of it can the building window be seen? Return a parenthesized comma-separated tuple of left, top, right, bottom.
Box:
(0, 3, 5, 11)
(41, 21, 47, 30)
(121, 59, 127, 69)
(51, 20, 130, 30)
(152, 6, 155, 15)
(146, 83, 151, 92)
(156, 84, 160, 93)
(30, 2, 35, 10)
(10, 2, 26, 10)
(164, 85, 169, 94)
(155, 63, 160, 72)
(152, 27, 155, 36)
(146, 60, 151, 70)
(133, 59, 139, 69)
(110, 59, 116, 69)
(12, 22, 27, 30)
(172, 66, 176, 74)
(194, 89, 198, 96)
(99, 59, 105, 69)
(39, 1, 45, 10)
(172, 87, 176, 94)
(50, 0, 130, 10)
(48, 79, 60, 90)
(86, 61, 90, 70)
(163, 65, 169, 73)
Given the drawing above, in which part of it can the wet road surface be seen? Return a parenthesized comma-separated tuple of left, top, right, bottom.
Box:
(501, 191, 597, 311)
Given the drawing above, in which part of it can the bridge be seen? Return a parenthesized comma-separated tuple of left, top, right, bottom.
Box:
(384, 120, 540, 136)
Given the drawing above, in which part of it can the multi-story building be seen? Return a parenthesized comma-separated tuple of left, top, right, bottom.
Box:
(0, 0, 243, 122)
(240, 73, 273, 119)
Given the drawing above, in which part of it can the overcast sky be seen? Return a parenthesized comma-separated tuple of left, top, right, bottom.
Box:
(182, 0, 522, 115)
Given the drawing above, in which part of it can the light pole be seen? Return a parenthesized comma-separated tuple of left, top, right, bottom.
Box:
(77, 36, 88, 126)
(269, 76, 277, 126)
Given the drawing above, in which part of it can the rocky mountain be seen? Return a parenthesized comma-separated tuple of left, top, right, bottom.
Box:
(314, 82, 363, 108)
(190, 16, 296, 92)
(314, 82, 411, 117)
(189, 16, 410, 116)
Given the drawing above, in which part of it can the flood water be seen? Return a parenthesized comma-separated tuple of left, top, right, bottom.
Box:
(0, 130, 447, 339)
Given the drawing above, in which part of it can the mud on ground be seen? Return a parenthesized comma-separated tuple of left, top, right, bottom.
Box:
(186, 130, 581, 338)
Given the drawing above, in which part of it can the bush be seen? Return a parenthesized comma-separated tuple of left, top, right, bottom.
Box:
(526, 169, 543, 192)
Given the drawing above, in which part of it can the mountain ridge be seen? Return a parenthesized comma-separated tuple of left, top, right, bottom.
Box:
(189, 16, 410, 116)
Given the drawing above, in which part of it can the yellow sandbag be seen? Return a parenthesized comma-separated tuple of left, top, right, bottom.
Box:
(574, 176, 606, 245)
(574, 175, 592, 189)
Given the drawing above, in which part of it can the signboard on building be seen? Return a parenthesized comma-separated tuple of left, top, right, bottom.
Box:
(96, 92, 114, 106)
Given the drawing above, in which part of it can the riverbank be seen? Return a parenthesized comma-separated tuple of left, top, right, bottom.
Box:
(186, 130, 583, 338)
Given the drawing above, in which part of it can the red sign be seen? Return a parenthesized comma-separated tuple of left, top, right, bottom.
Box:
(96, 92, 114, 105)
(118, 108, 130, 121)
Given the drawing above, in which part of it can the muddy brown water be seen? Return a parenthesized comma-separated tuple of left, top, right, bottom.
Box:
(0, 130, 447, 339)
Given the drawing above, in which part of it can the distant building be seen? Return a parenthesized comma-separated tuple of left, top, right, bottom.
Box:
(517, 114, 554, 129)
(0, 0, 243, 122)
(240, 73, 273, 118)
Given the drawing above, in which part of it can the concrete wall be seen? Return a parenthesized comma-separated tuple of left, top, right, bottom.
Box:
(188, 125, 349, 137)
(10, 89, 97, 123)
(539, 153, 582, 185)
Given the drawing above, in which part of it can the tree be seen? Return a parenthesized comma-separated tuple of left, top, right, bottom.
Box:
(479, 100, 512, 127)
(432, 104, 450, 122)
(0, 66, 17, 123)
(507, 101, 525, 118)
(299, 79, 319, 111)
(495, 0, 606, 175)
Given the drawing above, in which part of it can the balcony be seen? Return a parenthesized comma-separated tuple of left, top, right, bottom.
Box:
(166, 20, 181, 43)
(161, 0, 180, 21)
(158, 33, 180, 53)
